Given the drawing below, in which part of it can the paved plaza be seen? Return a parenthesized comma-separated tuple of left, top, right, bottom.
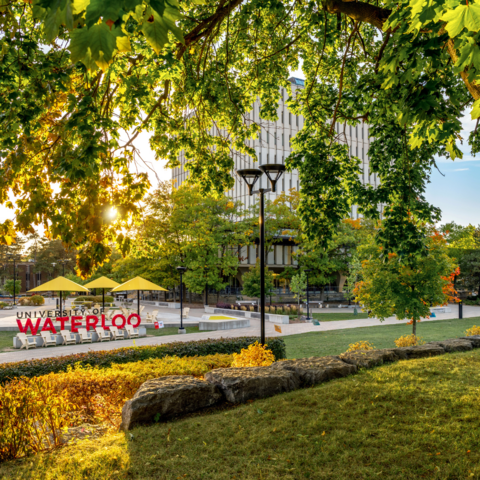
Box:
(0, 301, 478, 364)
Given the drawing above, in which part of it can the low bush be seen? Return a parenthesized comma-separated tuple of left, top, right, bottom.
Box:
(17, 295, 45, 307)
(0, 354, 232, 461)
(394, 334, 425, 347)
(73, 295, 114, 304)
(0, 302, 8, 309)
(465, 325, 480, 336)
(345, 341, 376, 353)
(0, 376, 76, 462)
(0, 337, 286, 383)
(232, 342, 275, 368)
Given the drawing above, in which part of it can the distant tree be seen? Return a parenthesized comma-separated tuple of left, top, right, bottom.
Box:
(353, 231, 459, 335)
(290, 272, 307, 319)
(242, 260, 275, 300)
(3, 279, 21, 296)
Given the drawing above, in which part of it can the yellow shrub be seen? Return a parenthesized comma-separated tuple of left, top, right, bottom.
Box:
(231, 342, 275, 368)
(394, 334, 425, 347)
(345, 341, 376, 353)
(291, 305, 297, 312)
(284, 306, 291, 314)
(240, 306, 247, 311)
(249, 306, 255, 312)
(0, 376, 76, 461)
(465, 325, 480, 336)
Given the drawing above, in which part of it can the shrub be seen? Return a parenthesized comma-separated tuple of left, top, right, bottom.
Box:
(17, 295, 45, 307)
(0, 302, 7, 309)
(465, 325, 480, 336)
(0, 337, 286, 383)
(345, 341, 376, 353)
(240, 306, 247, 311)
(231, 342, 275, 368)
(73, 295, 114, 304)
(394, 334, 425, 347)
(0, 376, 76, 461)
(249, 306, 255, 312)
(49, 354, 234, 427)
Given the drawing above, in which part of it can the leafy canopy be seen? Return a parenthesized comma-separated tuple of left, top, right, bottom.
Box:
(2, 0, 480, 275)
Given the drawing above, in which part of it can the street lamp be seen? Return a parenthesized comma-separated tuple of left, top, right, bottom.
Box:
(6, 253, 18, 306)
(177, 266, 187, 334)
(60, 259, 67, 276)
(304, 268, 312, 322)
(236, 163, 285, 344)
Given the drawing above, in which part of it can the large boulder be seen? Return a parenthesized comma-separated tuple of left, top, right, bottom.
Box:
(270, 356, 357, 386)
(204, 366, 300, 403)
(120, 375, 223, 431)
(427, 339, 473, 352)
(339, 349, 400, 368)
(394, 344, 445, 359)
(459, 336, 480, 348)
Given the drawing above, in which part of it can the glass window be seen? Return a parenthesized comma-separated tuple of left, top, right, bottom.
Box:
(282, 111, 284, 123)
(249, 245, 257, 264)
(289, 112, 291, 125)
(284, 246, 291, 265)
(267, 249, 275, 265)
(275, 245, 283, 265)
(296, 115, 298, 127)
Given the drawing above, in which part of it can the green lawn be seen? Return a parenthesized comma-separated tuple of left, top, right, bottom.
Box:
(0, 332, 13, 352)
(311, 311, 369, 321)
(2, 350, 480, 479)
(283, 316, 480, 359)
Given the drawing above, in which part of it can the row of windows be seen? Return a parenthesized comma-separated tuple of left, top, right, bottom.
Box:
(239, 244, 300, 266)
(259, 131, 292, 147)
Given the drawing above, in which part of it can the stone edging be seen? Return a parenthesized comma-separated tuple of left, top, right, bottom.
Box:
(120, 336, 480, 430)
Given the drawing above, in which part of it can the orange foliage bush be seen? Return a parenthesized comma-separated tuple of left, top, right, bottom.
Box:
(394, 334, 425, 347)
(231, 342, 275, 367)
(345, 341, 376, 353)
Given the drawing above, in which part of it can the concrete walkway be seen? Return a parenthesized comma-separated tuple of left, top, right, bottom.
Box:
(0, 303, 478, 364)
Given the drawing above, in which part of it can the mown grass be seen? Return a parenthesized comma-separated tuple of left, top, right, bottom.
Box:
(311, 311, 369, 321)
(0, 332, 15, 352)
(284, 316, 480, 359)
(2, 350, 480, 479)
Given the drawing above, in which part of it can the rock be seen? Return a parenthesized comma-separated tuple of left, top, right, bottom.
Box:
(394, 344, 445, 359)
(270, 356, 357, 386)
(204, 366, 300, 403)
(427, 339, 473, 352)
(339, 349, 400, 368)
(459, 336, 480, 348)
(121, 375, 223, 431)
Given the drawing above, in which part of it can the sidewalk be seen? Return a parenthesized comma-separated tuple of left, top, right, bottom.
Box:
(0, 304, 478, 364)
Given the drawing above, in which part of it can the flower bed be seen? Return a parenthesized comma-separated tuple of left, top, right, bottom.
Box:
(0, 337, 286, 384)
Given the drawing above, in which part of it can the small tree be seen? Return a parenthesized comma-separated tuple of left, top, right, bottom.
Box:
(290, 272, 307, 319)
(242, 260, 275, 301)
(3, 279, 21, 296)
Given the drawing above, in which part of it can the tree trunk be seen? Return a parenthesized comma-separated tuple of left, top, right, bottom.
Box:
(412, 319, 417, 336)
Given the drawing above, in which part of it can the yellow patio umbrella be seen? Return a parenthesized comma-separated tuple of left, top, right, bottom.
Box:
(111, 276, 167, 316)
(28, 276, 90, 313)
(83, 276, 120, 310)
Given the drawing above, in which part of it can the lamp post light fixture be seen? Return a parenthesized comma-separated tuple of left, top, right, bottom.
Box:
(6, 253, 18, 306)
(176, 266, 187, 334)
(304, 268, 312, 322)
(236, 163, 286, 345)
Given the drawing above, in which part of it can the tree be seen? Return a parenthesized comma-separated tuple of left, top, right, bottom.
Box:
(290, 272, 307, 318)
(3, 279, 21, 296)
(2, 0, 479, 277)
(242, 260, 275, 300)
(353, 230, 459, 335)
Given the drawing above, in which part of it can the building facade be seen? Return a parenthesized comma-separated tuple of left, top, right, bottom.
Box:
(172, 77, 378, 296)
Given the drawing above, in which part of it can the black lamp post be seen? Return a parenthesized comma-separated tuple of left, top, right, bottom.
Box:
(60, 259, 67, 276)
(177, 266, 187, 334)
(304, 268, 312, 322)
(7, 253, 18, 306)
(236, 163, 285, 345)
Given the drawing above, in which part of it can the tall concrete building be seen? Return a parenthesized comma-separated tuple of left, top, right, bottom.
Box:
(172, 77, 378, 295)
(172, 77, 377, 218)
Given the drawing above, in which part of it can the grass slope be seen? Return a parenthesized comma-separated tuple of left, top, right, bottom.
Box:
(284, 316, 480, 358)
(311, 311, 369, 321)
(2, 350, 480, 479)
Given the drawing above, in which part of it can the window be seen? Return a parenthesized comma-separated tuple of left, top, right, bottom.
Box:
(274, 134, 277, 146)
(289, 112, 291, 125)
(362, 123, 364, 139)
(349, 125, 352, 137)
(289, 135, 291, 146)
(281, 111, 284, 123)
(274, 154, 277, 162)
(282, 133, 284, 146)
(356, 146, 358, 157)
(296, 115, 298, 127)
(267, 153, 269, 161)
(259, 152, 262, 162)
(259, 131, 262, 142)
(267, 133, 269, 144)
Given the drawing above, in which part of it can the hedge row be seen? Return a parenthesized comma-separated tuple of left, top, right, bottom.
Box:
(73, 295, 115, 303)
(0, 337, 286, 384)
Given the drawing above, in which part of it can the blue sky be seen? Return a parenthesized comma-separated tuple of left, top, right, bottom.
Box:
(425, 114, 480, 227)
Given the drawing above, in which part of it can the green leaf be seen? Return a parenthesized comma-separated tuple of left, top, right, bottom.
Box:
(69, 22, 131, 70)
(440, 4, 480, 38)
(141, 6, 183, 55)
(471, 98, 480, 119)
(85, 0, 123, 28)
